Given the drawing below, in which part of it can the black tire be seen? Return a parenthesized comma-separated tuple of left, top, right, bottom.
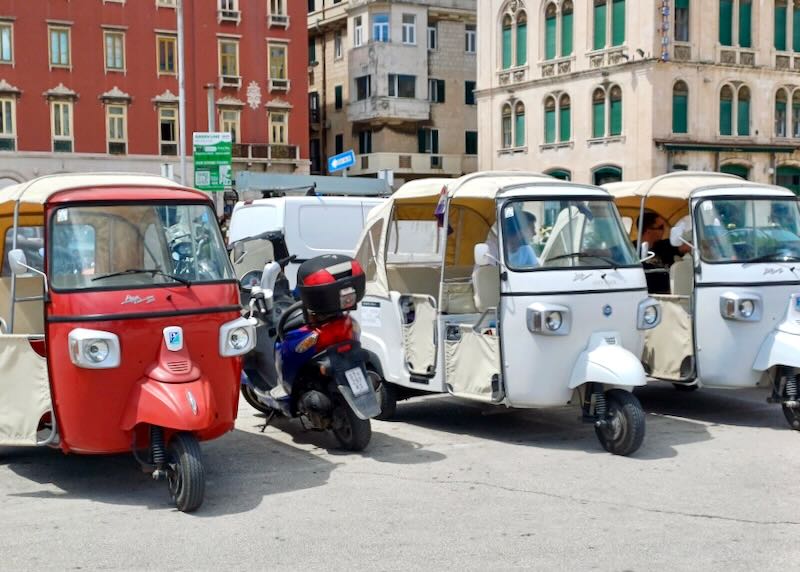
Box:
(167, 433, 205, 513)
(241, 385, 274, 415)
(331, 401, 372, 451)
(373, 372, 397, 421)
(672, 383, 699, 392)
(595, 390, 646, 456)
(782, 404, 800, 431)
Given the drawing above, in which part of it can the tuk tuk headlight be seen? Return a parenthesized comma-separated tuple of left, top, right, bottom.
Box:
(637, 299, 661, 330)
(68, 329, 121, 369)
(527, 303, 570, 336)
(720, 292, 761, 322)
(220, 317, 257, 357)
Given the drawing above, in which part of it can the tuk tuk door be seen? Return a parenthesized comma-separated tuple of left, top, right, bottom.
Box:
(0, 334, 52, 446)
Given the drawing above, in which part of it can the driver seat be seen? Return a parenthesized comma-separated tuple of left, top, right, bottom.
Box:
(670, 255, 693, 296)
(472, 266, 500, 313)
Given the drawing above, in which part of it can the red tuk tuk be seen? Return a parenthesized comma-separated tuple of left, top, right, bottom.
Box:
(0, 173, 254, 512)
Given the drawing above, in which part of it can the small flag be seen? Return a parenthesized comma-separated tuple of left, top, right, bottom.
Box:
(434, 185, 447, 227)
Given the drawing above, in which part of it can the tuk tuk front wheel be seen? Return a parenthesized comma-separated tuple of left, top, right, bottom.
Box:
(782, 404, 800, 430)
(331, 401, 372, 451)
(167, 433, 205, 513)
(594, 390, 645, 456)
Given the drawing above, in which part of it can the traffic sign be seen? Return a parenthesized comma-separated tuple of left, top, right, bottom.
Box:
(193, 132, 233, 191)
(328, 150, 356, 173)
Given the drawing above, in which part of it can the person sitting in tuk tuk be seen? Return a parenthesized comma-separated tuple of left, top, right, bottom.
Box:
(502, 209, 539, 268)
(639, 212, 681, 268)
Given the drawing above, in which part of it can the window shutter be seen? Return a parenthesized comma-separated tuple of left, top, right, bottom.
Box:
(515, 112, 525, 147)
(592, 102, 605, 138)
(545, 109, 556, 144)
(561, 12, 574, 56)
(739, 1, 752, 48)
(438, 79, 446, 103)
(431, 129, 439, 154)
(418, 129, 426, 153)
(776, 4, 787, 51)
(465, 81, 475, 105)
(610, 99, 622, 136)
(737, 99, 750, 136)
(719, 0, 733, 46)
(545, 16, 556, 60)
(502, 27, 512, 68)
(611, 0, 625, 46)
(793, 5, 800, 51)
(720, 98, 733, 135)
(335, 86, 343, 110)
(516, 22, 527, 65)
(593, 3, 607, 50)
(559, 107, 570, 142)
(672, 94, 688, 134)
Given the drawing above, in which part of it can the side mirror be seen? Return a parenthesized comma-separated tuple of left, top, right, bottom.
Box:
(260, 260, 282, 298)
(474, 243, 493, 267)
(8, 249, 29, 275)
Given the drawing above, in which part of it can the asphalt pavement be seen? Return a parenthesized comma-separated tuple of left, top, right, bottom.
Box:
(1, 385, 798, 571)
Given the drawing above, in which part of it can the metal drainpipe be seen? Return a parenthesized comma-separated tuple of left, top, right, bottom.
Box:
(318, 20, 327, 175)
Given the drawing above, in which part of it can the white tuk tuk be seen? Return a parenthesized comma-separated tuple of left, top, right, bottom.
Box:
(354, 172, 662, 455)
(608, 172, 800, 430)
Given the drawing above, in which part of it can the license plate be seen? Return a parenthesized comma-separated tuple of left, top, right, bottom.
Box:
(344, 367, 370, 396)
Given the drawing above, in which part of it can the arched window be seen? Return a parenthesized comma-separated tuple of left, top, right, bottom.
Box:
(544, 96, 557, 143)
(777, 164, 800, 193)
(737, 86, 751, 136)
(720, 0, 752, 47)
(720, 85, 734, 135)
(593, 1, 607, 50)
(776, 0, 788, 51)
(776, 88, 788, 137)
(545, 3, 557, 60)
(609, 86, 622, 136)
(546, 168, 572, 181)
(502, 104, 513, 148)
(592, 88, 606, 138)
(593, 165, 623, 186)
(562, 1, 574, 56)
(673, 81, 689, 134)
(502, 15, 513, 69)
(593, 0, 625, 49)
(559, 94, 571, 142)
(792, 90, 800, 137)
(516, 12, 528, 66)
(721, 163, 750, 179)
(611, 0, 626, 46)
(515, 101, 526, 147)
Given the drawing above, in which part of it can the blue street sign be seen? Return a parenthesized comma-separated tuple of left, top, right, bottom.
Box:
(328, 150, 356, 173)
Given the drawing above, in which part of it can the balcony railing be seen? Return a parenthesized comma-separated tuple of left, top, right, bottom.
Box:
(349, 152, 476, 176)
(347, 96, 430, 124)
(232, 143, 300, 162)
(218, 9, 241, 24)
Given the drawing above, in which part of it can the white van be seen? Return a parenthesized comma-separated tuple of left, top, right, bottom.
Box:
(228, 195, 385, 288)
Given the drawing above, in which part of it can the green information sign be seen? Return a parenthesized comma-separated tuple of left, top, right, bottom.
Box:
(193, 132, 233, 191)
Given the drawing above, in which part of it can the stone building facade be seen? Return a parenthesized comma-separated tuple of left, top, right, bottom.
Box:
(308, 0, 477, 186)
(477, 0, 800, 192)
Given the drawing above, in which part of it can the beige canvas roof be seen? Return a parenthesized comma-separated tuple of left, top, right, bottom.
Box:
(0, 172, 189, 215)
(603, 171, 786, 201)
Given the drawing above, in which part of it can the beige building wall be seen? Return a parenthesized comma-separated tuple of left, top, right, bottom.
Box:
(309, 0, 477, 186)
(477, 0, 800, 191)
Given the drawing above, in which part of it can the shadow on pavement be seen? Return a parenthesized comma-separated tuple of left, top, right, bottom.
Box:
(635, 384, 792, 431)
(246, 414, 447, 465)
(0, 429, 336, 517)
(386, 393, 712, 460)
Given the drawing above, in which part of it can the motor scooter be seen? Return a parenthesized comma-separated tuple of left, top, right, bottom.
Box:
(241, 255, 380, 451)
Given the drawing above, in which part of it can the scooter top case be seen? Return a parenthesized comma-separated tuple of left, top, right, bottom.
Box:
(297, 254, 366, 318)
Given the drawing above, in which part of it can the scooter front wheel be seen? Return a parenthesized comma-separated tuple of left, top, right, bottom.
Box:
(782, 403, 800, 430)
(167, 433, 205, 513)
(594, 390, 646, 456)
(331, 401, 372, 451)
(241, 385, 274, 415)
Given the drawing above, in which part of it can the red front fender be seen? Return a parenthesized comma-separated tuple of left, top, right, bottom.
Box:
(121, 376, 217, 433)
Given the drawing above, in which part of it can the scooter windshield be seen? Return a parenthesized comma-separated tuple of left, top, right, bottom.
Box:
(49, 203, 235, 290)
(695, 197, 800, 264)
(501, 199, 638, 271)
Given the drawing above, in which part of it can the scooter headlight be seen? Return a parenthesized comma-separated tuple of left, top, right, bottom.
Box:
(545, 311, 563, 331)
(719, 292, 761, 322)
(220, 317, 257, 357)
(527, 303, 570, 336)
(68, 329, 121, 369)
(637, 298, 661, 330)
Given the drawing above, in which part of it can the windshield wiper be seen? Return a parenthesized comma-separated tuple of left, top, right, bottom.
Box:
(746, 252, 800, 263)
(91, 268, 192, 286)
(545, 252, 620, 270)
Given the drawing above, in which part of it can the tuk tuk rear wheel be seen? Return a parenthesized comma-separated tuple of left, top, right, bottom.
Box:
(782, 404, 800, 430)
(594, 390, 645, 456)
(331, 401, 372, 451)
(167, 433, 205, 513)
(373, 372, 397, 421)
(241, 385, 274, 415)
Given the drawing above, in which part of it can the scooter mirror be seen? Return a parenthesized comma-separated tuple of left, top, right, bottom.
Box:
(474, 243, 493, 267)
(8, 249, 29, 275)
(639, 241, 649, 258)
(260, 261, 282, 299)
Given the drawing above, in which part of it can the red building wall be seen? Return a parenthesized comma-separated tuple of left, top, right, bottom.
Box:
(0, 0, 308, 159)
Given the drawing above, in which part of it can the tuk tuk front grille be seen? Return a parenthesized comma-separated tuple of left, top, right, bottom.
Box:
(166, 360, 191, 374)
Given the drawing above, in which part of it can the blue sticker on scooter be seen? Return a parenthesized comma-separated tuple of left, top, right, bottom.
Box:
(603, 304, 613, 317)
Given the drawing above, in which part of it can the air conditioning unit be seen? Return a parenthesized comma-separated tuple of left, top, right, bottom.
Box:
(220, 75, 242, 88)
(218, 9, 241, 23)
(269, 14, 290, 28)
(269, 78, 290, 92)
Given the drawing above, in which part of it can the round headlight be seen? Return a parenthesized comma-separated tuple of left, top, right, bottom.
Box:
(739, 300, 755, 318)
(545, 311, 563, 331)
(229, 327, 250, 351)
(643, 305, 659, 326)
(86, 340, 110, 363)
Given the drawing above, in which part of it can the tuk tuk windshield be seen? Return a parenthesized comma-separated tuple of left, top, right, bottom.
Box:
(49, 203, 235, 290)
(695, 197, 800, 263)
(501, 199, 637, 270)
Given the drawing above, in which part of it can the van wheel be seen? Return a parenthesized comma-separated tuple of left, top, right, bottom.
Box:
(373, 372, 397, 421)
(595, 390, 646, 456)
(782, 404, 800, 430)
(167, 433, 205, 513)
(672, 383, 698, 392)
(331, 401, 372, 451)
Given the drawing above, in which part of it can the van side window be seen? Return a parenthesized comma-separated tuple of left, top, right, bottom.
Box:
(2, 227, 45, 276)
